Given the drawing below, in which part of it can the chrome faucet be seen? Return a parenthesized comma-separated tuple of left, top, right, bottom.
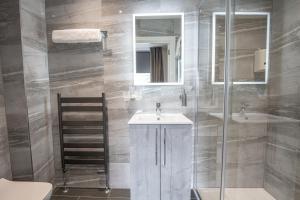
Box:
(239, 103, 249, 119)
(156, 102, 161, 120)
(179, 89, 187, 107)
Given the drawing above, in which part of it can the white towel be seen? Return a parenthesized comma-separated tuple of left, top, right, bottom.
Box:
(254, 49, 266, 72)
(52, 29, 102, 43)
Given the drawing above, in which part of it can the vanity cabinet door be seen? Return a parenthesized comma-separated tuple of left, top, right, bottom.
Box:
(129, 125, 161, 200)
(160, 125, 192, 200)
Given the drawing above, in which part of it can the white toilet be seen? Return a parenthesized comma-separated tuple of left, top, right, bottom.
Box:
(0, 178, 52, 200)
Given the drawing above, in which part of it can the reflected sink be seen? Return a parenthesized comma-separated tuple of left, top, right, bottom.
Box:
(128, 113, 193, 125)
(209, 112, 300, 124)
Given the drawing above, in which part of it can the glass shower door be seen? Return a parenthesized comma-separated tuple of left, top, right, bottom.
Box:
(223, 0, 300, 200)
(194, 1, 227, 200)
(195, 0, 299, 200)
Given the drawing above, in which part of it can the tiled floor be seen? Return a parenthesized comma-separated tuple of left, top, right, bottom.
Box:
(51, 188, 130, 200)
(198, 188, 276, 200)
(51, 187, 198, 200)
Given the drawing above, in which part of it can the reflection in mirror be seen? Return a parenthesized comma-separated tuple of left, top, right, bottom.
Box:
(212, 12, 270, 84)
(133, 13, 184, 85)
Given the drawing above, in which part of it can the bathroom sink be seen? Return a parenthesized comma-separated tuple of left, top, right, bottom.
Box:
(128, 113, 193, 125)
(209, 112, 300, 124)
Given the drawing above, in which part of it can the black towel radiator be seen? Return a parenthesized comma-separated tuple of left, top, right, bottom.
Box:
(57, 93, 110, 193)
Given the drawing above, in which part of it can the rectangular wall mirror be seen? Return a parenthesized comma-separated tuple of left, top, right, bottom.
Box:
(133, 13, 184, 85)
(212, 12, 270, 85)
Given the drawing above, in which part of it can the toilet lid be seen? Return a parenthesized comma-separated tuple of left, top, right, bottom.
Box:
(0, 178, 52, 200)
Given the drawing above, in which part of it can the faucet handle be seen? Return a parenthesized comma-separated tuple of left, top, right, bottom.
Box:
(156, 102, 161, 108)
(241, 103, 249, 108)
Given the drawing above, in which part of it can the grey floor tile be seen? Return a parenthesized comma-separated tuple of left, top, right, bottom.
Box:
(109, 189, 130, 198)
(109, 199, 130, 200)
(53, 188, 109, 198)
(51, 195, 79, 200)
(51, 187, 197, 200)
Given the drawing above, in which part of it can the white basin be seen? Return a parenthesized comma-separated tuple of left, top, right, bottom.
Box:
(209, 112, 300, 124)
(128, 113, 193, 125)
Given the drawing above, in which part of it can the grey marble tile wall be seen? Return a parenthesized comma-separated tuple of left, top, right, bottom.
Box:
(0, 0, 54, 182)
(20, 0, 55, 182)
(0, 0, 34, 181)
(46, 0, 105, 188)
(194, 0, 272, 189)
(0, 57, 12, 179)
(46, 0, 200, 188)
(264, 0, 300, 199)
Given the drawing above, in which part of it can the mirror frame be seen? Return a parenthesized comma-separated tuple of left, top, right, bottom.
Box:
(133, 13, 185, 86)
(211, 12, 271, 85)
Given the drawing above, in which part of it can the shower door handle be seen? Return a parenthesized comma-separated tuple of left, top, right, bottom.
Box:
(155, 128, 158, 165)
(163, 127, 166, 167)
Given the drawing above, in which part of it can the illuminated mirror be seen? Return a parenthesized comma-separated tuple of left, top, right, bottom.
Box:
(133, 13, 184, 85)
(212, 12, 270, 85)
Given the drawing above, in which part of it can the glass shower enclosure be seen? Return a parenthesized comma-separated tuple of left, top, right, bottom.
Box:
(194, 0, 300, 200)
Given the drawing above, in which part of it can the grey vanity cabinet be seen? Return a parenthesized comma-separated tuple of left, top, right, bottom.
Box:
(160, 125, 192, 200)
(130, 125, 161, 200)
(129, 124, 192, 200)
